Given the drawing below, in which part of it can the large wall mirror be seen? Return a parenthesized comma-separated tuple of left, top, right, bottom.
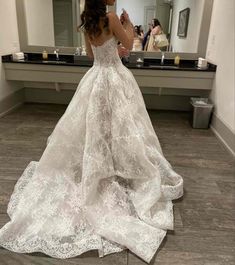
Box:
(16, 0, 213, 57)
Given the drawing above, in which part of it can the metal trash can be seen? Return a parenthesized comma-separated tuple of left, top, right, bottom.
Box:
(190, 97, 214, 129)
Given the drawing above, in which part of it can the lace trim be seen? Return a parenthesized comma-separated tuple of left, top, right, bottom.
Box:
(1, 162, 126, 259)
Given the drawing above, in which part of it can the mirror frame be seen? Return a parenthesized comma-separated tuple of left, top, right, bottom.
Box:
(16, 0, 213, 59)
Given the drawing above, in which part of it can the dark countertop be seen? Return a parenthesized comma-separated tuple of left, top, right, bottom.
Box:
(2, 53, 217, 72)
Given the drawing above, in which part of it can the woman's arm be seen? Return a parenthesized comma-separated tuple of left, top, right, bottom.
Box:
(138, 32, 144, 40)
(117, 44, 129, 58)
(107, 11, 134, 50)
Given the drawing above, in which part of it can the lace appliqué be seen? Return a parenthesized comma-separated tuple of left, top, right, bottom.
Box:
(0, 35, 183, 263)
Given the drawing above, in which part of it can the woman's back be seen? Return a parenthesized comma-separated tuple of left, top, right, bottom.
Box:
(90, 36, 122, 66)
(87, 13, 114, 47)
(82, 11, 134, 58)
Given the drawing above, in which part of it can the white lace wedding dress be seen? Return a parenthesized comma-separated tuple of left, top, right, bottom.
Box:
(0, 36, 183, 263)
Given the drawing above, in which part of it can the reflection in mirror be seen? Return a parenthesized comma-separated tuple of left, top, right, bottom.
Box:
(21, 0, 210, 55)
(24, 0, 84, 47)
(117, 0, 205, 53)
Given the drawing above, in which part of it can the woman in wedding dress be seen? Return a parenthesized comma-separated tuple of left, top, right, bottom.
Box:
(0, 0, 183, 263)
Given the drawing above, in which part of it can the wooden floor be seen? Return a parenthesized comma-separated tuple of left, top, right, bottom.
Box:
(0, 103, 234, 265)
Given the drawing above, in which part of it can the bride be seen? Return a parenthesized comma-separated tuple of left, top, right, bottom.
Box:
(0, 0, 183, 263)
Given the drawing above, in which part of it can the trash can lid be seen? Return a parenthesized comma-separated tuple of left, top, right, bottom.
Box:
(190, 97, 213, 107)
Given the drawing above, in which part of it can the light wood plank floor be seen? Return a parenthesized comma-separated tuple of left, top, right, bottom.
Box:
(0, 103, 234, 265)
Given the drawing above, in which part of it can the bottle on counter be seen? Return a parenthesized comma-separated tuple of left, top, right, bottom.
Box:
(74, 47, 81, 55)
(81, 46, 87, 56)
(174, 54, 180, 65)
(42, 49, 48, 60)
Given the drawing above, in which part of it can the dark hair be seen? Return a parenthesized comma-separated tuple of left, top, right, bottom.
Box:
(78, 0, 109, 39)
(152, 19, 161, 28)
(134, 25, 142, 36)
(139, 25, 143, 33)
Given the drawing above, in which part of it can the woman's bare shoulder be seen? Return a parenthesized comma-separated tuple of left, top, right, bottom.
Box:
(106, 11, 119, 23)
(106, 11, 116, 17)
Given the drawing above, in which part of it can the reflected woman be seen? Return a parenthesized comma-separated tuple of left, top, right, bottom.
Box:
(132, 25, 144, 51)
(145, 18, 162, 52)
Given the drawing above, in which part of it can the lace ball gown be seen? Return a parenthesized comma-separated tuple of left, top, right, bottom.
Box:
(0, 36, 184, 263)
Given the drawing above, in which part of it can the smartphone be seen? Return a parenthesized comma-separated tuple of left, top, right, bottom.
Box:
(120, 8, 126, 24)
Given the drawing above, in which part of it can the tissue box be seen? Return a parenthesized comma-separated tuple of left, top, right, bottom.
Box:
(198, 57, 208, 68)
(12, 52, 25, 60)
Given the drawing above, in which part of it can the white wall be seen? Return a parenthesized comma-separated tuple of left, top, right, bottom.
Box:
(116, 0, 156, 27)
(0, 0, 22, 102)
(24, 0, 55, 46)
(206, 0, 235, 132)
(170, 0, 205, 52)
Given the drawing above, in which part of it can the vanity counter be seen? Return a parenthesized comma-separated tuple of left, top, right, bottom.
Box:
(1, 53, 216, 94)
(2, 54, 217, 72)
(126, 58, 216, 72)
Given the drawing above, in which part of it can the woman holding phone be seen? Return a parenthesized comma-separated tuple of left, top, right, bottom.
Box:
(0, 0, 183, 263)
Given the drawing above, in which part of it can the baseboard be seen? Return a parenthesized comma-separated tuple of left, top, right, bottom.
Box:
(0, 89, 24, 118)
(210, 113, 235, 157)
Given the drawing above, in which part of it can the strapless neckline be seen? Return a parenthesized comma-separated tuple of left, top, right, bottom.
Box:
(90, 36, 115, 48)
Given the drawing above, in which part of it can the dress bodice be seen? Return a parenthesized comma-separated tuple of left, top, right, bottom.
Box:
(91, 36, 122, 67)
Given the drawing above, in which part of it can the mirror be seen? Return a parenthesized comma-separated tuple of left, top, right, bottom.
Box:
(17, 0, 213, 56)
(23, 0, 84, 47)
(117, 0, 205, 53)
